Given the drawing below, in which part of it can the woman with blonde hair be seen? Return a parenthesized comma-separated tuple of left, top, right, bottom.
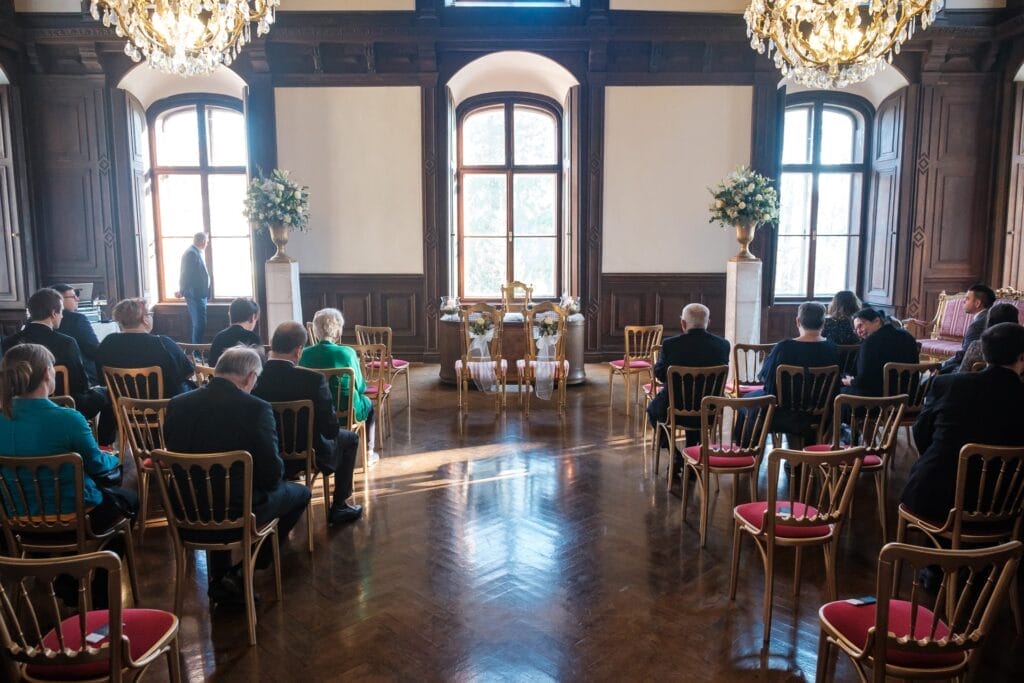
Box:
(299, 308, 378, 466)
(94, 297, 195, 396)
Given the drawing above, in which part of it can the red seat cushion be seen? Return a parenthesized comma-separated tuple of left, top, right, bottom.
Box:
(735, 501, 831, 538)
(369, 359, 410, 369)
(725, 382, 764, 395)
(610, 359, 651, 369)
(919, 339, 961, 358)
(819, 599, 967, 668)
(804, 444, 881, 467)
(363, 384, 392, 396)
(683, 444, 755, 468)
(25, 609, 177, 680)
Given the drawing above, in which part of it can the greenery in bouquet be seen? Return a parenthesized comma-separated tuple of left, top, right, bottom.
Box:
(537, 317, 560, 337)
(560, 295, 581, 315)
(708, 166, 779, 227)
(243, 169, 311, 233)
(468, 317, 495, 337)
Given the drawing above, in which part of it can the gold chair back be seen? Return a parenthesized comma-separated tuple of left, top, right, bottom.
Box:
(118, 398, 169, 462)
(774, 364, 840, 443)
(764, 447, 865, 535)
(835, 343, 861, 376)
(354, 343, 389, 395)
(700, 394, 776, 467)
(882, 361, 941, 416)
(624, 324, 663, 365)
(354, 325, 394, 356)
(946, 444, 1024, 538)
(49, 395, 76, 409)
(732, 343, 774, 395)
(461, 303, 505, 364)
(501, 280, 533, 314)
(0, 452, 88, 554)
(270, 400, 320, 552)
(306, 321, 320, 345)
(52, 364, 69, 397)
(664, 365, 730, 427)
(177, 342, 211, 366)
(104, 365, 165, 402)
(149, 449, 254, 539)
(309, 367, 360, 430)
(522, 302, 567, 363)
(828, 394, 906, 464)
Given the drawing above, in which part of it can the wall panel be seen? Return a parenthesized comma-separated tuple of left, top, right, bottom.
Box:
(0, 86, 25, 306)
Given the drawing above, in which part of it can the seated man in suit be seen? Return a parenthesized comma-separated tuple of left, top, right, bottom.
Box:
(209, 297, 262, 367)
(901, 322, 1024, 523)
(164, 346, 311, 606)
(1, 288, 115, 444)
(253, 321, 362, 525)
(841, 307, 919, 396)
(53, 284, 100, 385)
(647, 304, 730, 469)
(940, 283, 995, 374)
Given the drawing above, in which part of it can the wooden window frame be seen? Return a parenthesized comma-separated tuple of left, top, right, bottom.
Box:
(456, 93, 564, 302)
(147, 94, 250, 303)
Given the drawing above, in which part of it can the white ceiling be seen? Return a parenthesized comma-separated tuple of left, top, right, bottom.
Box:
(12, 0, 1010, 13)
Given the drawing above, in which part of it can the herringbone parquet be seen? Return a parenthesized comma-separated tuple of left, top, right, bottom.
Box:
(123, 365, 1024, 682)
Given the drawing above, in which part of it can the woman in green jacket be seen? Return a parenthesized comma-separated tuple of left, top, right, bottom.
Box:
(299, 307, 378, 466)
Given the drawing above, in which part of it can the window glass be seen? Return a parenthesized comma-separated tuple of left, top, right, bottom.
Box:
(156, 174, 203, 237)
(154, 107, 200, 167)
(513, 174, 557, 236)
(463, 238, 507, 298)
(208, 174, 249, 236)
(514, 106, 557, 165)
(463, 107, 505, 165)
(782, 106, 812, 165)
(206, 107, 247, 167)
(821, 108, 860, 164)
(513, 237, 556, 297)
(463, 174, 507, 236)
(160, 237, 193, 299)
(210, 237, 255, 299)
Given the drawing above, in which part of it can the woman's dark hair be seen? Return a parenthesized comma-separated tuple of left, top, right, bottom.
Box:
(797, 302, 826, 331)
(852, 307, 885, 323)
(982, 322, 1024, 366)
(827, 290, 862, 320)
(228, 297, 260, 325)
(986, 302, 1020, 328)
(0, 344, 55, 419)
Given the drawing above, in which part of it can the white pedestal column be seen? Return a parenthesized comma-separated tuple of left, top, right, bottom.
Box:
(265, 260, 303, 334)
(724, 258, 762, 348)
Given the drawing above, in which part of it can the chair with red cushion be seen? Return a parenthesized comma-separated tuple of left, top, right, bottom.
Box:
(455, 303, 507, 414)
(0, 550, 181, 682)
(641, 353, 662, 451)
(354, 342, 392, 452)
(681, 394, 775, 547)
(772, 364, 840, 449)
(729, 446, 865, 647)
(270, 400, 322, 553)
(608, 324, 663, 416)
(895, 443, 1024, 633)
(355, 324, 411, 408)
(816, 540, 1022, 682)
(653, 364, 730, 487)
(727, 342, 774, 398)
(118, 397, 170, 545)
(804, 394, 907, 542)
(882, 361, 941, 452)
(149, 448, 283, 646)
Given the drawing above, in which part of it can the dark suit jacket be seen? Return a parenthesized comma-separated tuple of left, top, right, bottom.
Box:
(164, 377, 283, 508)
(902, 366, 1024, 521)
(851, 323, 920, 396)
(651, 329, 730, 420)
(58, 311, 99, 385)
(942, 309, 989, 371)
(179, 244, 209, 299)
(252, 359, 341, 471)
(209, 325, 262, 367)
(1, 323, 90, 396)
(94, 332, 195, 397)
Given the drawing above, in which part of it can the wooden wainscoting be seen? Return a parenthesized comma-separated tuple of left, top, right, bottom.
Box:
(595, 273, 726, 360)
(151, 303, 230, 344)
(299, 273, 430, 361)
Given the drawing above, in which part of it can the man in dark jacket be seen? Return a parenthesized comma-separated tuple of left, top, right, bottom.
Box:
(53, 284, 100, 385)
(901, 322, 1024, 522)
(174, 232, 210, 344)
(842, 308, 919, 397)
(164, 346, 311, 605)
(1, 288, 115, 443)
(253, 321, 362, 525)
(940, 283, 995, 373)
(647, 303, 730, 447)
(209, 297, 262, 367)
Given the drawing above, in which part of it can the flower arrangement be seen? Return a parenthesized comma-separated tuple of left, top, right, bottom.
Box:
(708, 166, 779, 228)
(243, 169, 310, 233)
(560, 294, 581, 315)
(537, 317, 560, 337)
(440, 296, 461, 316)
(468, 317, 495, 337)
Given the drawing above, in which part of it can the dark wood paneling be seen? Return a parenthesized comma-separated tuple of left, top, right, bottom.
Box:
(597, 273, 726, 357)
(0, 85, 25, 307)
(863, 89, 906, 307)
(151, 303, 230, 344)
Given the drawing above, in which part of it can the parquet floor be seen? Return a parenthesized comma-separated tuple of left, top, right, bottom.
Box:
(126, 364, 1024, 682)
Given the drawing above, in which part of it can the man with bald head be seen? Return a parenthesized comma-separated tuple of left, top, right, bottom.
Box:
(253, 321, 363, 525)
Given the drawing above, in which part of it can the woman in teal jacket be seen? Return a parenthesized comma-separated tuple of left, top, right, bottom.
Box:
(299, 308, 377, 466)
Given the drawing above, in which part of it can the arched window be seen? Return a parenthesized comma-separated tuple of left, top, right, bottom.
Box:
(457, 95, 562, 299)
(774, 95, 871, 300)
(149, 96, 252, 301)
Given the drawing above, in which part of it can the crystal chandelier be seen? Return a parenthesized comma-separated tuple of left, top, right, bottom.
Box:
(744, 1, 943, 89)
(90, 1, 280, 77)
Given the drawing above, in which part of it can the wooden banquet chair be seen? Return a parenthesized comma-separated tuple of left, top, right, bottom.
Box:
(0, 550, 181, 683)
(456, 303, 507, 414)
(516, 302, 569, 415)
(835, 343, 861, 377)
(608, 324, 663, 416)
(772, 364, 840, 449)
(641, 344, 662, 449)
(729, 446, 865, 647)
(176, 342, 211, 366)
(117, 397, 170, 543)
(270, 400, 323, 553)
(882, 361, 941, 451)
(52, 364, 70, 398)
(149, 448, 283, 646)
(728, 342, 774, 397)
(308, 366, 369, 472)
(500, 280, 533, 315)
(305, 321, 320, 345)
(653, 364, 730, 487)
(355, 324, 411, 406)
(354, 342, 392, 451)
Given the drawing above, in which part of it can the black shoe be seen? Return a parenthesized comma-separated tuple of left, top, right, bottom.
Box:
(208, 567, 259, 608)
(329, 503, 364, 526)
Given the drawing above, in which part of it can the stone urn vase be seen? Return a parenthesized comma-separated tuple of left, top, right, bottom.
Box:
(267, 222, 295, 263)
(731, 220, 760, 262)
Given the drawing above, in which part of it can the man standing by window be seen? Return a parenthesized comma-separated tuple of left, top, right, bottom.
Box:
(175, 232, 210, 344)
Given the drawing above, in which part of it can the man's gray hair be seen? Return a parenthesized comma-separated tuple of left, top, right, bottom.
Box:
(681, 303, 710, 329)
(193, 232, 208, 245)
(313, 307, 345, 343)
(215, 346, 263, 379)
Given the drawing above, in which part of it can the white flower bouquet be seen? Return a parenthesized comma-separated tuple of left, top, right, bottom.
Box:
(708, 166, 779, 227)
(243, 169, 310, 233)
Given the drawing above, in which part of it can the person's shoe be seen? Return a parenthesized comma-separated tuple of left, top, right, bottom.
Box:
(366, 450, 380, 468)
(329, 503, 364, 526)
(208, 567, 258, 608)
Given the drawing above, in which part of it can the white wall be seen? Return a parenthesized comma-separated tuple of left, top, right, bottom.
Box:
(275, 87, 423, 274)
(118, 65, 246, 110)
(602, 85, 752, 273)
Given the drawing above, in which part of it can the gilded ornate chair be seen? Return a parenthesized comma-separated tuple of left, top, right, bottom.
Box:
(456, 303, 506, 414)
(355, 324, 411, 406)
(270, 400, 323, 552)
(727, 343, 774, 397)
(117, 397, 170, 544)
(729, 446, 865, 647)
(653, 364, 730, 486)
(500, 280, 533, 316)
(608, 324, 663, 416)
(516, 302, 569, 415)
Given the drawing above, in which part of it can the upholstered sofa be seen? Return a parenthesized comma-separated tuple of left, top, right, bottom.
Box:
(904, 287, 1024, 361)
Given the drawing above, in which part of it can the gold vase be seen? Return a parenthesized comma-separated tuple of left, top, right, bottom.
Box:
(267, 223, 294, 263)
(731, 220, 760, 262)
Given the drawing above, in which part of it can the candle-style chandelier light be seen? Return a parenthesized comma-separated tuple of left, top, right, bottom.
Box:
(89, 1, 280, 77)
(744, 1, 943, 88)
